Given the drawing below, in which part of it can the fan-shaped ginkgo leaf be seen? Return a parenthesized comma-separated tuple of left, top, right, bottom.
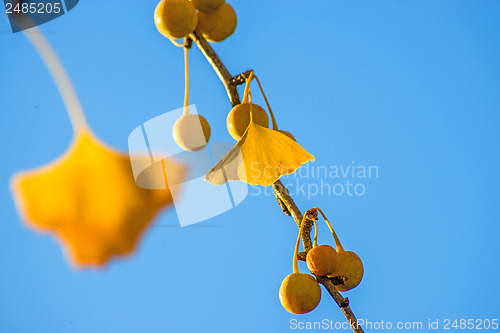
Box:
(205, 121, 314, 186)
(11, 131, 185, 268)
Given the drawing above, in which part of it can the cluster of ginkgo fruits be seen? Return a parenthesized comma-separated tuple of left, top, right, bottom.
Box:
(154, 0, 237, 42)
(154, 0, 314, 188)
(279, 208, 364, 314)
(154, 0, 268, 153)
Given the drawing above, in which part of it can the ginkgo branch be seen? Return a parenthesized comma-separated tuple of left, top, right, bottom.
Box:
(189, 29, 364, 333)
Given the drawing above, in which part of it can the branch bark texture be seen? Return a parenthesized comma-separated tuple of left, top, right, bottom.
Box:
(189, 29, 364, 333)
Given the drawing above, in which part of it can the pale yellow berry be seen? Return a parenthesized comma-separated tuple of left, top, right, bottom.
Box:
(154, 0, 198, 39)
(172, 114, 211, 152)
(279, 273, 321, 314)
(327, 251, 364, 292)
(197, 3, 237, 42)
(226, 103, 269, 141)
(306, 245, 339, 277)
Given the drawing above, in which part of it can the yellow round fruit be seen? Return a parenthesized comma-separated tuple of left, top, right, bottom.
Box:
(172, 114, 211, 151)
(306, 245, 339, 277)
(226, 103, 269, 141)
(154, 0, 198, 39)
(278, 130, 296, 141)
(328, 251, 364, 292)
(279, 273, 321, 314)
(190, 0, 225, 12)
(197, 3, 237, 42)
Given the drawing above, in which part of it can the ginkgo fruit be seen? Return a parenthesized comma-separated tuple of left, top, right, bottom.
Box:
(279, 213, 321, 314)
(154, 0, 198, 39)
(197, 3, 237, 42)
(328, 251, 364, 292)
(306, 244, 339, 277)
(279, 273, 321, 314)
(172, 114, 211, 151)
(226, 103, 269, 141)
(190, 0, 225, 12)
(310, 207, 364, 292)
(305, 211, 339, 276)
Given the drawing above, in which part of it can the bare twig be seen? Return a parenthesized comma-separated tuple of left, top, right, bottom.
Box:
(231, 70, 253, 86)
(316, 276, 365, 333)
(190, 29, 240, 106)
(190, 30, 364, 333)
(272, 181, 303, 227)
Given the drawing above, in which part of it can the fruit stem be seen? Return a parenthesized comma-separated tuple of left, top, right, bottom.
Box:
(316, 208, 345, 252)
(241, 70, 254, 104)
(183, 44, 190, 114)
(313, 218, 318, 248)
(169, 38, 185, 48)
(23, 26, 89, 134)
(293, 214, 308, 274)
(254, 75, 279, 130)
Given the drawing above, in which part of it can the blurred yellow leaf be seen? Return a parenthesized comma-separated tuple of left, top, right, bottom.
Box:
(205, 122, 314, 186)
(11, 131, 184, 268)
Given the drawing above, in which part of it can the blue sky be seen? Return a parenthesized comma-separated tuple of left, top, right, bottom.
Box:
(1, 1, 499, 332)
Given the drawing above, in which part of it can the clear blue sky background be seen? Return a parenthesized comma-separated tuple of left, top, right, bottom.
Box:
(1, 1, 499, 332)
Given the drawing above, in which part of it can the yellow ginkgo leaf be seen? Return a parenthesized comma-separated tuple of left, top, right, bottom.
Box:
(204, 121, 314, 186)
(11, 131, 185, 267)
